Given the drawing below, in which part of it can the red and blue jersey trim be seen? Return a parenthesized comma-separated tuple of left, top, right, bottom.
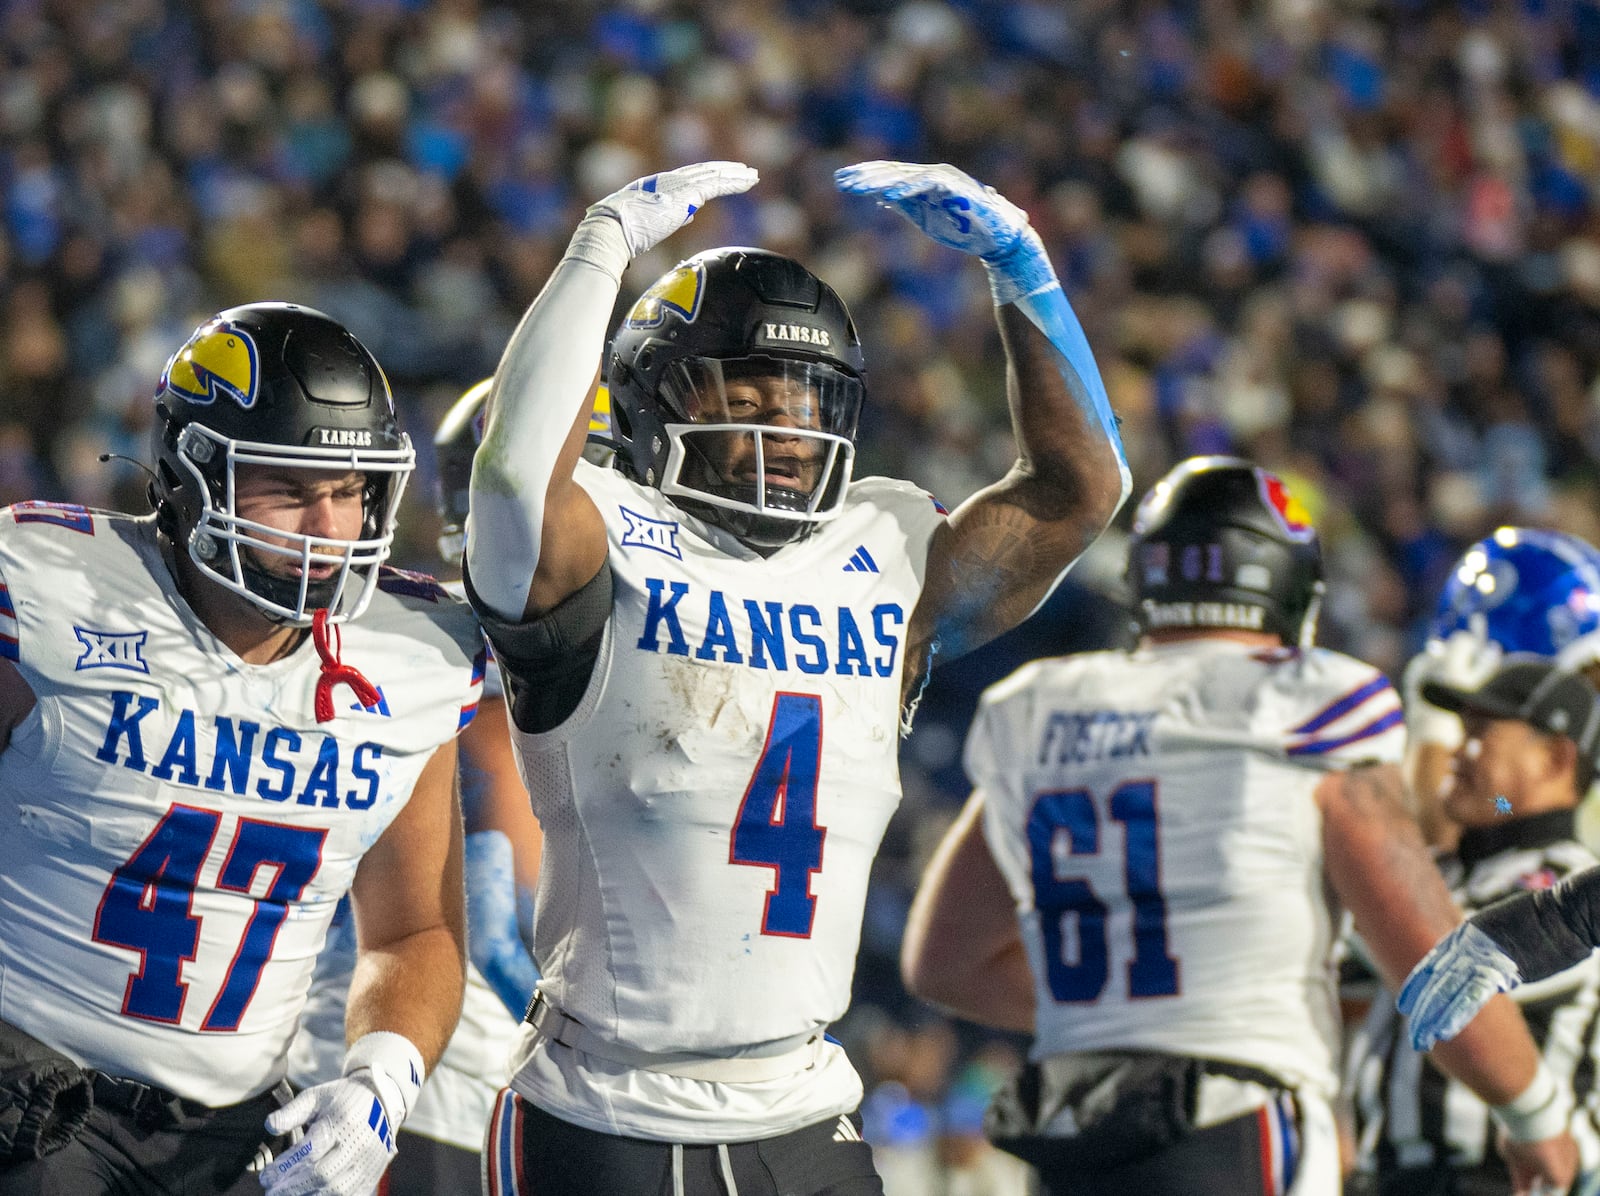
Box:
(1287, 707, 1404, 756)
(1286, 671, 1402, 757)
(458, 646, 486, 729)
(1290, 674, 1393, 736)
(0, 582, 16, 660)
(376, 565, 447, 602)
(485, 1087, 525, 1196)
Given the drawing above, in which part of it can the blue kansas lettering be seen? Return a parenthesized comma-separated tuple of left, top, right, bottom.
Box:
(257, 728, 301, 802)
(744, 600, 787, 670)
(634, 581, 906, 679)
(637, 579, 690, 656)
(96, 691, 161, 770)
(788, 605, 828, 675)
(94, 693, 385, 810)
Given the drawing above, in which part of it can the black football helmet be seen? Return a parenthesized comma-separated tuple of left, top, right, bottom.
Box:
(149, 302, 415, 625)
(433, 378, 490, 566)
(605, 247, 865, 549)
(1127, 455, 1324, 646)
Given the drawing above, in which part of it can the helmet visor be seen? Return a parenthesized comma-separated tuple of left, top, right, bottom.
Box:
(654, 356, 860, 530)
(658, 355, 862, 440)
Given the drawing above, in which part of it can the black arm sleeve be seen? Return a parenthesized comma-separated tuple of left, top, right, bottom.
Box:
(462, 560, 613, 735)
(1473, 864, 1600, 983)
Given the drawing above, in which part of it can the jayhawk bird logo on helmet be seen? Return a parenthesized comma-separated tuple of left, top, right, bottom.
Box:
(625, 263, 705, 330)
(161, 319, 260, 410)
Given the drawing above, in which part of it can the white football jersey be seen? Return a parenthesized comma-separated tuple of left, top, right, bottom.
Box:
(968, 639, 1405, 1098)
(0, 505, 483, 1106)
(294, 581, 519, 1150)
(504, 460, 944, 1141)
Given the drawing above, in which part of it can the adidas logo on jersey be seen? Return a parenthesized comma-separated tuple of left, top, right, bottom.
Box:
(832, 1116, 862, 1143)
(843, 546, 878, 573)
(350, 686, 391, 716)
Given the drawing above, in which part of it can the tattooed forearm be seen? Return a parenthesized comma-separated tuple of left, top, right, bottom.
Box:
(905, 305, 1125, 673)
(1321, 763, 1463, 988)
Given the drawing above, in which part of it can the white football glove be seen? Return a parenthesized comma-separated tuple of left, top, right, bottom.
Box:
(1398, 919, 1522, 1052)
(587, 161, 759, 258)
(834, 161, 1057, 304)
(1401, 627, 1504, 750)
(261, 1032, 423, 1196)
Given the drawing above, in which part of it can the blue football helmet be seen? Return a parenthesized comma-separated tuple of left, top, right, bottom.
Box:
(1429, 527, 1600, 664)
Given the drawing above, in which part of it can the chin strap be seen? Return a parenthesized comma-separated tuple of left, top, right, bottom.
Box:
(311, 608, 381, 723)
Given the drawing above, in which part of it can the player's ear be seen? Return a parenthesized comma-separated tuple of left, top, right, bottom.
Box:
(1540, 731, 1580, 793)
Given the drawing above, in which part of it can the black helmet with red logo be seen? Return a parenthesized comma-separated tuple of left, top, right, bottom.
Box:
(1127, 456, 1324, 645)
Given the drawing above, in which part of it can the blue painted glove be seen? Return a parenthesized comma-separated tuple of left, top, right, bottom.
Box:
(1399, 919, 1522, 1051)
(835, 160, 1130, 506)
(465, 830, 540, 1019)
(834, 160, 1056, 305)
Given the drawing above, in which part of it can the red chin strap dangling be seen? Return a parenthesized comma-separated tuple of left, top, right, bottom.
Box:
(311, 608, 381, 723)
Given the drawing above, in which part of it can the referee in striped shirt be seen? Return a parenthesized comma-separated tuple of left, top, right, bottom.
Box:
(1346, 658, 1600, 1195)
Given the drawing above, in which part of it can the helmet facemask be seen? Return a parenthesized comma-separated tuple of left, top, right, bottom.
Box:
(175, 422, 414, 626)
(654, 355, 859, 548)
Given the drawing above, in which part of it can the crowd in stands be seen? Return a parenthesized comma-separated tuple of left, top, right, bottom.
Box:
(4, 1, 1600, 1189)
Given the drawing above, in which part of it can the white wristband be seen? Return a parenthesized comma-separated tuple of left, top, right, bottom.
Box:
(1491, 1063, 1570, 1142)
(562, 212, 633, 285)
(343, 1031, 425, 1127)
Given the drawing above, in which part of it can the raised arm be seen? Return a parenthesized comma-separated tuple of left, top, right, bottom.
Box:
(466, 162, 758, 621)
(835, 163, 1131, 701)
(1319, 764, 1578, 1191)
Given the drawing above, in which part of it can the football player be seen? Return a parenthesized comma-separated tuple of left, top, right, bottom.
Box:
(463, 159, 1131, 1195)
(288, 378, 542, 1194)
(0, 304, 484, 1195)
(900, 457, 1578, 1196)
(1403, 527, 1600, 848)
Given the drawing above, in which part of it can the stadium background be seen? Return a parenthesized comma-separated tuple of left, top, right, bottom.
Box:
(3, 0, 1599, 1189)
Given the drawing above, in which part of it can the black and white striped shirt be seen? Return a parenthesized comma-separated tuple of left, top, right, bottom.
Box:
(1346, 810, 1600, 1186)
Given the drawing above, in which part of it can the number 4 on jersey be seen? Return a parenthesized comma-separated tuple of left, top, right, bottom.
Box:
(730, 693, 826, 938)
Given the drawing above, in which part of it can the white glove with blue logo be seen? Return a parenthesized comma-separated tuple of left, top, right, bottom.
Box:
(261, 1032, 423, 1196)
(1402, 627, 1504, 750)
(834, 161, 1058, 305)
(568, 161, 759, 282)
(1399, 920, 1523, 1052)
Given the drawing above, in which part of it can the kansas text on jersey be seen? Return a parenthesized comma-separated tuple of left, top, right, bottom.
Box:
(485, 460, 944, 1143)
(0, 504, 483, 1106)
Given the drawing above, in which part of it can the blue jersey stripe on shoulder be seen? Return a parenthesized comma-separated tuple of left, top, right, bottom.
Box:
(1287, 707, 1403, 756)
(1291, 674, 1391, 736)
(0, 633, 17, 660)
